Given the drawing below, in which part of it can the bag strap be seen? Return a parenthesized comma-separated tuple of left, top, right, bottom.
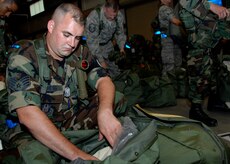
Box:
(133, 104, 202, 124)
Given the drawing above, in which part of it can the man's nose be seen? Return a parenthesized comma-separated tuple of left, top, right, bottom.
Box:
(68, 38, 76, 48)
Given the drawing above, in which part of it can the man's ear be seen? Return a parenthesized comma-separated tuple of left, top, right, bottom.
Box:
(47, 20, 55, 33)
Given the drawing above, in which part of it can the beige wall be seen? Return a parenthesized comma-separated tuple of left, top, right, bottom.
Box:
(126, 1, 159, 41)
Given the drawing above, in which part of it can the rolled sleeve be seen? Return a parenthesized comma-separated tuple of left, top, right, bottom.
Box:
(8, 91, 41, 113)
(87, 67, 108, 90)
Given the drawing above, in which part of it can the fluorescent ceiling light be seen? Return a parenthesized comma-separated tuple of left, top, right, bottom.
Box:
(30, 0, 44, 17)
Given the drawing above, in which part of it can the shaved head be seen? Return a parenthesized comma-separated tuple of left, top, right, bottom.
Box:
(51, 3, 85, 26)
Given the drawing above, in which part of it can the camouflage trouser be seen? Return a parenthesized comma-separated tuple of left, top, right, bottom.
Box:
(161, 37, 182, 74)
(0, 91, 127, 163)
(187, 48, 218, 104)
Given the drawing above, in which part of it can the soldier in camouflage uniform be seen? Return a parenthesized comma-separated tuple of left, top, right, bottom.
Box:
(5, 3, 127, 163)
(158, 0, 183, 75)
(0, 0, 19, 79)
(179, 0, 230, 126)
(84, 0, 127, 79)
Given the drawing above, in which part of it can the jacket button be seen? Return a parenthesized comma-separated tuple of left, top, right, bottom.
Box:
(135, 152, 139, 156)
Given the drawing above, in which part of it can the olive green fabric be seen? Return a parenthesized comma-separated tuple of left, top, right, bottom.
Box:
(113, 70, 177, 108)
(1, 105, 229, 164)
(134, 104, 230, 164)
(139, 74, 177, 107)
(5, 117, 159, 164)
(113, 70, 143, 107)
(217, 55, 230, 102)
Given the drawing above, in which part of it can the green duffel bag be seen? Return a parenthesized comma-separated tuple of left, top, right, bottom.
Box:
(113, 70, 143, 107)
(139, 74, 177, 108)
(2, 106, 229, 164)
(2, 117, 159, 164)
(133, 104, 230, 164)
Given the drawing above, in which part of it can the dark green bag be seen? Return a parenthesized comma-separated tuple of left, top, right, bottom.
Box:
(217, 55, 230, 102)
(208, 54, 230, 111)
(113, 70, 143, 107)
(139, 74, 177, 108)
(9, 117, 159, 164)
(3, 106, 229, 164)
(132, 104, 230, 164)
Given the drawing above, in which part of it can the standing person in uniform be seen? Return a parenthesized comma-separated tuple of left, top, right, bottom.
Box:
(84, 0, 127, 78)
(158, 0, 183, 75)
(6, 3, 126, 162)
(179, 0, 230, 126)
(0, 0, 20, 80)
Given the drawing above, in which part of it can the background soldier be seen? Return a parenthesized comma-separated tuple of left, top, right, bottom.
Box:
(158, 0, 183, 75)
(84, 0, 127, 78)
(179, 0, 230, 126)
(0, 0, 19, 81)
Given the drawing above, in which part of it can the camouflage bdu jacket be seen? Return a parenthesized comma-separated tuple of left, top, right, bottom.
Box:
(84, 5, 127, 63)
(179, 0, 230, 48)
(6, 37, 110, 130)
(158, 5, 175, 35)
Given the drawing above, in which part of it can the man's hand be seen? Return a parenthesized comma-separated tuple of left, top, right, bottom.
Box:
(95, 76, 121, 147)
(97, 109, 122, 147)
(120, 48, 126, 56)
(210, 3, 230, 19)
(17, 106, 98, 161)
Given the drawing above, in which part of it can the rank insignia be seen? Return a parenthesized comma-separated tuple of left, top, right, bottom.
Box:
(8, 75, 30, 91)
(89, 23, 96, 33)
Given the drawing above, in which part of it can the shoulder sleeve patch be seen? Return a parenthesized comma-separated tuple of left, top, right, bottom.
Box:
(8, 75, 31, 92)
(89, 23, 96, 33)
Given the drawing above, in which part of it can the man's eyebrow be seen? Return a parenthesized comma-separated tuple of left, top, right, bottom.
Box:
(62, 31, 82, 40)
(63, 31, 73, 36)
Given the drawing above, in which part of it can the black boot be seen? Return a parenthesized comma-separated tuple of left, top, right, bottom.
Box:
(189, 103, 218, 127)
